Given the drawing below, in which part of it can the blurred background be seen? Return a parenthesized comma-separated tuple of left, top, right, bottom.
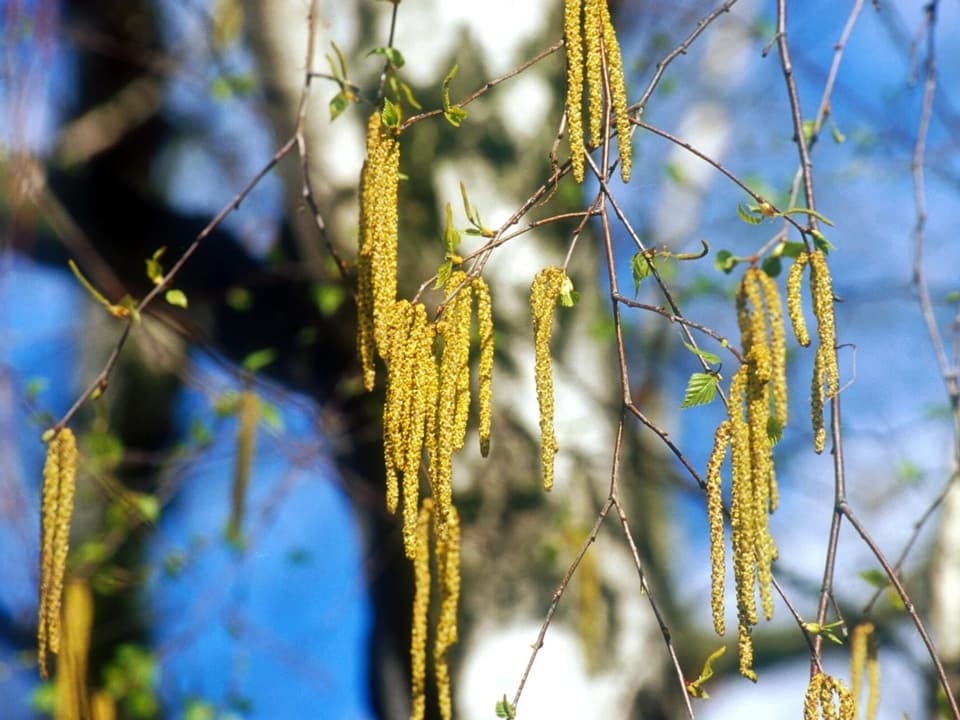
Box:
(1, 1, 959, 718)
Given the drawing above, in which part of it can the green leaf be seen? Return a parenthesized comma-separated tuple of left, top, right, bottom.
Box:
(311, 283, 346, 316)
(165, 289, 188, 308)
(397, 79, 422, 110)
(830, 121, 846, 144)
(761, 256, 782, 278)
(367, 46, 405, 68)
(680, 372, 718, 409)
(945, 290, 960, 303)
(145, 247, 165, 284)
(766, 415, 784, 445)
(780, 241, 805, 259)
(495, 694, 516, 719)
(129, 492, 160, 523)
(329, 41, 349, 79)
(242, 347, 276, 373)
(441, 63, 459, 108)
(736, 203, 763, 225)
(443, 202, 460, 253)
(682, 340, 720, 365)
(329, 91, 349, 121)
(857, 568, 889, 589)
(780, 207, 834, 227)
(444, 106, 468, 127)
(810, 228, 836, 253)
(381, 97, 400, 128)
(802, 118, 816, 143)
(226, 286, 253, 311)
(714, 250, 737, 274)
(434, 259, 454, 290)
(559, 275, 579, 307)
(631, 252, 652, 295)
(686, 645, 726, 699)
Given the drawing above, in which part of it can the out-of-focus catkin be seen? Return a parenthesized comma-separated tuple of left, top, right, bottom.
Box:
(850, 621, 879, 720)
(530, 267, 566, 491)
(410, 499, 433, 720)
(55, 579, 93, 720)
(434, 507, 461, 720)
(38, 427, 78, 679)
(228, 389, 259, 543)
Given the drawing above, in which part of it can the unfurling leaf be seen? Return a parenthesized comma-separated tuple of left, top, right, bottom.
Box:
(329, 91, 349, 121)
(714, 250, 737, 274)
(381, 97, 400, 128)
(686, 646, 726, 699)
(164, 289, 188, 308)
(443, 202, 460, 253)
(682, 341, 720, 365)
(559, 274, 579, 307)
(367, 46, 405, 68)
(680, 372, 718, 409)
(736, 203, 763, 225)
(434, 259, 454, 290)
(631, 252, 652, 295)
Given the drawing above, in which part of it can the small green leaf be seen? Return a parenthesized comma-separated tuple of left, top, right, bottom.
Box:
(145, 247, 165, 284)
(129, 492, 160, 523)
(397, 79, 422, 110)
(830, 121, 846, 144)
(680, 372, 718, 409)
(857, 568, 889, 589)
(434, 259, 454, 290)
(945, 290, 960, 303)
(559, 275, 578, 307)
(311, 283, 346, 316)
(802, 118, 816, 143)
(444, 106, 468, 127)
(714, 250, 737, 274)
(631, 252, 652, 295)
(381, 97, 400, 128)
(761, 256, 782, 278)
(810, 228, 836, 253)
(682, 341, 720, 365)
(736, 203, 763, 225)
(242, 348, 277, 373)
(329, 41, 349, 79)
(686, 645, 726, 699)
(441, 63, 459, 109)
(367, 46, 405, 68)
(495, 694, 516, 719)
(226, 286, 253, 311)
(443, 202, 460, 253)
(780, 207, 834, 227)
(165, 289, 188, 308)
(766, 415, 784, 445)
(329, 91, 349, 121)
(780, 241, 805, 259)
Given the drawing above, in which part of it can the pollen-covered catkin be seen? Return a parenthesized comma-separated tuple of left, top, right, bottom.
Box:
(410, 499, 433, 720)
(474, 277, 494, 457)
(55, 580, 93, 720)
(598, 0, 632, 181)
(434, 507, 461, 720)
(563, 0, 586, 183)
(584, 0, 603, 147)
(737, 617, 757, 682)
(787, 253, 811, 347)
(756, 269, 788, 429)
(530, 267, 566, 491)
(228, 389, 259, 543)
(850, 621, 879, 720)
(432, 273, 473, 533)
(804, 673, 825, 720)
(38, 427, 78, 679)
(809, 250, 839, 398)
(357, 111, 401, 389)
(811, 349, 827, 454)
(706, 420, 730, 636)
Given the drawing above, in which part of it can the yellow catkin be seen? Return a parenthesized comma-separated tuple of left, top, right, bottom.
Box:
(357, 111, 401, 389)
(756, 269, 788, 429)
(228, 389, 259, 543)
(706, 420, 730, 636)
(598, 0, 632, 182)
(727, 368, 757, 629)
(474, 277, 494, 457)
(55, 580, 93, 720)
(809, 250, 839, 398)
(432, 273, 473, 535)
(530, 267, 566, 491)
(39, 427, 78, 679)
(812, 349, 827, 454)
(410, 499, 433, 720)
(738, 269, 771, 384)
(403, 306, 436, 559)
(583, 0, 603, 147)
(820, 674, 855, 720)
(383, 300, 415, 517)
(737, 617, 757, 682)
(849, 621, 870, 711)
(805, 673, 825, 720)
(434, 506, 461, 720)
(865, 641, 879, 720)
(563, 0, 586, 183)
(91, 691, 117, 720)
(787, 253, 811, 347)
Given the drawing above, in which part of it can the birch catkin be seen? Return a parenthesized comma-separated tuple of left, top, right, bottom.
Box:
(38, 427, 78, 679)
(410, 499, 432, 720)
(474, 277, 494, 457)
(563, 0, 586, 183)
(55, 580, 93, 720)
(434, 507, 461, 720)
(530, 267, 566, 491)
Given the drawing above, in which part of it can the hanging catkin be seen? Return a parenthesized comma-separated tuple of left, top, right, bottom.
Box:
(530, 267, 566, 491)
(38, 427, 78, 679)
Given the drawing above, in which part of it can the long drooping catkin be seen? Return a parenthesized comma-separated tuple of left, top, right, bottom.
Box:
(564, 0, 633, 183)
(530, 267, 566, 491)
(55, 580, 93, 720)
(787, 253, 811, 347)
(357, 110, 401, 390)
(228, 389, 259, 543)
(804, 672, 855, 720)
(38, 427, 78, 679)
(706, 419, 730, 636)
(850, 621, 879, 720)
(410, 499, 432, 720)
(434, 506, 461, 720)
(474, 277, 494, 457)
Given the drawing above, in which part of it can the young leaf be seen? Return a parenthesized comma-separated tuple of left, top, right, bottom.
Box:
(682, 341, 720, 365)
(559, 274, 579, 307)
(145, 247, 166, 285)
(329, 41, 349, 80)
(780, 241, 805, 259)
(444, 106, 468, 127)
(495, 695, 516, 719)
(367, 46, 405, 68)
(165, 289, 188, 309)
(242, 347, 277, 373)
(736, 203, 763, 225)
(714, 250, 737, 274)
(441, 63, 468, 127)
(766, 415, 784, 445)
(761, 256, 782, 278)
(810, 228, 836, 253)
(434, 259, 454, 290)
(631, 252, 652, 295)
(381, 97, 400, 128)
(443, 202, 460, 253)
(329, 91, 349, 121)
(686, 646, 726, 699)
(830, 120, 846, 144)
(396, 79, 422, 110)
(680, 372, 718, 409)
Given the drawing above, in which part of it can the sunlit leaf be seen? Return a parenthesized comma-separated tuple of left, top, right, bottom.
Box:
(631, 252, 652, 295)
(682, 341, 720, 365)
(381, 97, 400, 128)
(165, 289, 188, 308)
(736, 203, 763, 225)
(329, 91, 349, 121)
(434, 259, 454, 289)
(367, 46, 405, 68)
(242, 348, 277, 373)
(680, 372, 718, 409)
